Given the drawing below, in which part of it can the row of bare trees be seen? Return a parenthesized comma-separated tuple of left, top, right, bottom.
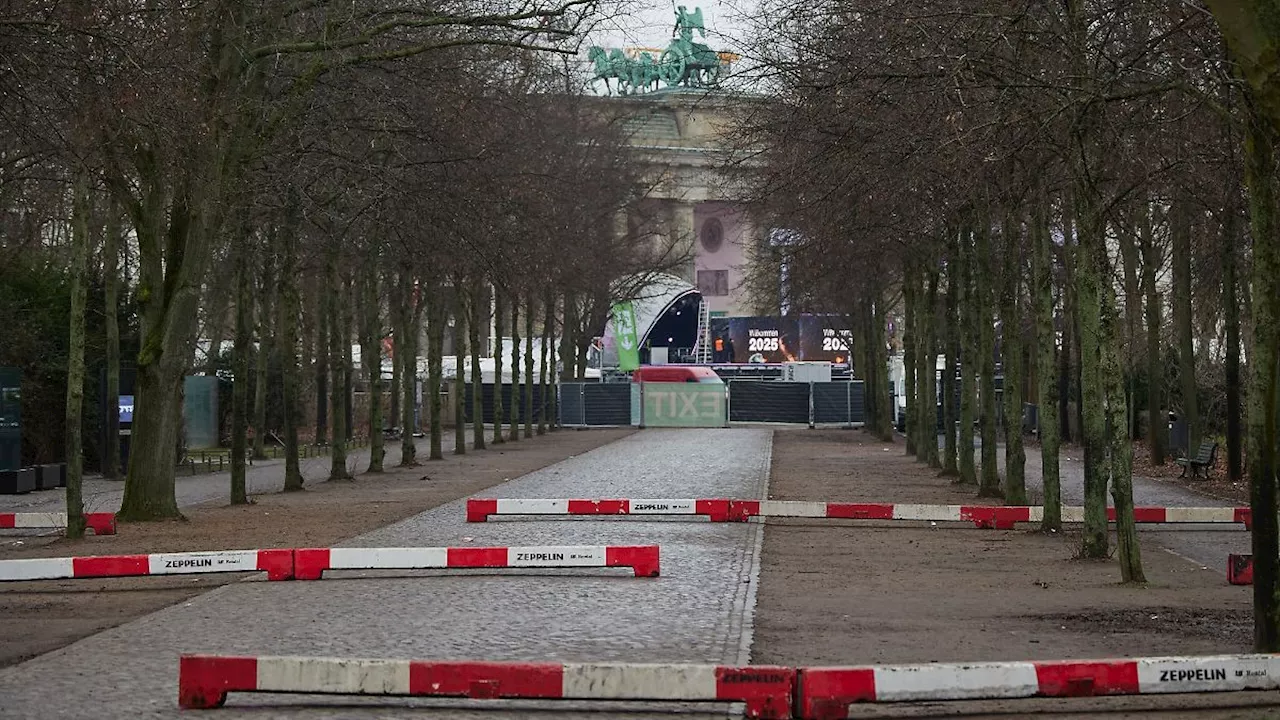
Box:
(2, 4, 685, 531)
(735, 1, 1279, 646)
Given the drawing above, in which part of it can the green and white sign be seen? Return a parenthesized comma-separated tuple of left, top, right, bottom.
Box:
(611, 301, 640, 371)
(640, 383, 727, 428)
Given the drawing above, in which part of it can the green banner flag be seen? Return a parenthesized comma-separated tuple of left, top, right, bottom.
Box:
(611, 301, 640, 371)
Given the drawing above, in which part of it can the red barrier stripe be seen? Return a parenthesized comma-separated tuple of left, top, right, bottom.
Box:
(409, 661, 563, 698)
(447, 547, 508, 568)
(605, 546, 661, 577)
(695, 499, 731, 522)
(0, 514, 14, 529)
(73, 555, 149, 578)
(826, 503, 894, 520)
(466, 498, 498, 522)
(567, 499, 628, 515)
(1034, 660, 1139, 697)
(179, 655, 259, 709)
(714, 666, 797, 709)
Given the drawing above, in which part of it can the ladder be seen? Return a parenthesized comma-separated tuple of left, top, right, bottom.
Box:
(693, 297, 712, 364)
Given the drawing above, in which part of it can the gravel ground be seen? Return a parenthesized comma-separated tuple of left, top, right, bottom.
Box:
(0, 428, 772, 719)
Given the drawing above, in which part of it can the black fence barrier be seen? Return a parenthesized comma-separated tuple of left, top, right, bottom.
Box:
(463, 384, 550, 425)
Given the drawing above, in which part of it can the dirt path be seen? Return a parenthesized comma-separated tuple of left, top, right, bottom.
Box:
(0, 428, 632, 668)
(754, 429, 1277, 719)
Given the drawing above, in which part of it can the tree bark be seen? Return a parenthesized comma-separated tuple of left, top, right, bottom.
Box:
(454, 284, 467, 455)
(1223, 203, 1244, 482)
(1033, 193, 1061, 530)
(958, 227, 978, 484)
(1243, 91, 1280, 651)
(251, 246, 275, 460)
(492, 290, 506, 444)
(1000, 217, 1026, 505)
(64, 170, 92, 538)
(1140, 202, 1167, 464)
(976, 219, 1001, 498)
(327, 256, 349, 481)
(230, 230, 252, 505)
(942, 231, 960, 475)
(1103, 271, 1145, 582)
(1172, 191, 1200, 455)
(1074, 193, 1110, 559)
(921, 267, 941, 468)
(360, 269, 385, 472)
(902, 262, 918, 457)
(560, 291, 577, 381)
(314, 283, 329, 446)
(539, 289, 553, 434)
(467, 280, 486, 450)
(102, 195, 122, 481)
(389, 276, 401, 435)
(873, 292, 893, 440)
(427, 283, 445, 461)
(524, 293, 535, 440)
(509, 296, 522, 442)
(399, 272, 421, 465)
(277, 207, 303, 492)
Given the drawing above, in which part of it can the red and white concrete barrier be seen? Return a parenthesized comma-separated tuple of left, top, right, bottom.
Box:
(0, 512, 116, 535)
(292, 545, 660, 580)
(466, 498, 732, 523)
(178, 655, 795, 717)
(1229, 553, 1255, 585)
(798, 654, 1280, 719)
(467, 498, 1249, 530)
(0, 549, 293, 582)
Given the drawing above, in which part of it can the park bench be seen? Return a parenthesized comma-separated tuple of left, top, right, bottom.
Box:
(1175, 440, 1219, 479)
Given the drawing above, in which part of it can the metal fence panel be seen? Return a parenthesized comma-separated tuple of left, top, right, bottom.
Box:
(558, 383, 587, 426)
(463, 384, 549, 425)
(812, 381, 865, 425)
(583, 383, 632, 426)
(728, 381, 809, 424)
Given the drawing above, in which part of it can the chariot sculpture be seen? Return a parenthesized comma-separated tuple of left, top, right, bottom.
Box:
(588, 6, 733, 96)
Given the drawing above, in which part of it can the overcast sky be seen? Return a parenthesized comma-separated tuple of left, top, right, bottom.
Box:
(587, 0, 751, 56)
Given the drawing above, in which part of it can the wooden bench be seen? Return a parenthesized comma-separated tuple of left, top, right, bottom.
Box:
(1175, 440, 1219, 479)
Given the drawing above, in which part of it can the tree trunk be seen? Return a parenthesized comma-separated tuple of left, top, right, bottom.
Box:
(399, 272, 421, 465)
(922, 267, 941, 468)
(1118, 213, 1142, 441)
(560, 291, 577, 381)
(874, 293, 893, 440)
(454, 285, 467, 455)
(1172, 191, 1200, 456)
(540, 289, 553, 434)
(860, 298, 878, 437)
(1000, 217, 1026, 505)
(976, 219, 1001, 498)
(1074, 192, 1110, 559)
(230, 232, 251, 505)
(64, 169, 92, 538)
(467, 281, 486, 450)
(1140, 202, 1167, 464)
(427, 283, 444, 461)
(360, 269, 385, 472)
(251, 247, 275, 460)
(524, 293, 535, 439)
(389, 275, 401, 436)
(942, 231, 960, 475)
(1223, 204, 1244, 482)
(492, 290, 506, 445)
(1103, 272, 1145, 582)
(1243, 95, 1280, 651)
(102, 195, 122, 481)
(902, 262, 918, 457)
(277, 208, 303, 492)
(327, 257, 349, 481)
(958, 227, 978, 484)
(1033, 193, 1061, 530)
(314, 285, 329, 445)
(509, 296, 522, 442)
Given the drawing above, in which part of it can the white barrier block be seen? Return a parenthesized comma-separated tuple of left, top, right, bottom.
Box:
(760, 501, 826, 518)
(495, 499, 568, 514)
(329, 547, 448, 569)
(1137, 655, 1280, 694)
(1060, 506, 1086, 522)
(893, 505, 963, 522)
(562, 663, 718, 700)
(257, 657, 411, 695)
(1164, 507, 1235, 523)
(0, 557, 75, 581)
(12, 513, 67, 529)
(874, 662, 1039, 701)
(148, 551, 260, 575)
(508, 546, 606, 567)
(629, 499, 696, 514)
